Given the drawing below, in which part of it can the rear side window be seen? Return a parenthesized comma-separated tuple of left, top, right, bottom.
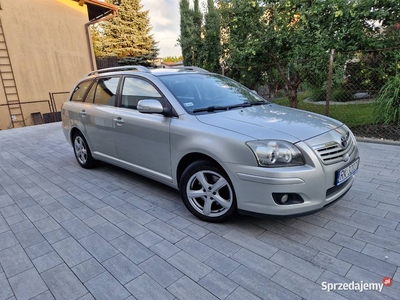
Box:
(70, 80, 93, 102)
(93, 77, 120, 106)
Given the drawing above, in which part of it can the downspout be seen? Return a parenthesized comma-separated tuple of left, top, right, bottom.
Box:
(85, 12, 116, 71)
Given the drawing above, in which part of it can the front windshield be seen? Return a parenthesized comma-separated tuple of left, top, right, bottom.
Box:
(158, 73, 268, 113)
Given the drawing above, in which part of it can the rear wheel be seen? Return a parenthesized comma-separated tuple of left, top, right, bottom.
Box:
(180, 160, 236, 222)
(72, 132, 97, 169)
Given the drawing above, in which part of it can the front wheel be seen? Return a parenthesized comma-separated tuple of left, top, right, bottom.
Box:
(72, 132, 97, 169)
(179, 160, 237, 222)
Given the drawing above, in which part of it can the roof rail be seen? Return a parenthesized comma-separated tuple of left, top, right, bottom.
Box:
(87, 65, 151, 76)
(172, 66, 209, 73)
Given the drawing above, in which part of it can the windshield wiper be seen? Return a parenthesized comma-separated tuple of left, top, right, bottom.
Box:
(250, 101, 268, 106)
(193, 106, 229, 113)
(193, 103, 252, 113)
(192, 101, 267, 113)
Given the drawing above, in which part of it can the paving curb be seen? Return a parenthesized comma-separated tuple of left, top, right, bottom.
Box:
(356, 136, 400, 146)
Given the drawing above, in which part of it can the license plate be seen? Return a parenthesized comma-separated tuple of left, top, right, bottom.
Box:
(336, 158, 359, 186)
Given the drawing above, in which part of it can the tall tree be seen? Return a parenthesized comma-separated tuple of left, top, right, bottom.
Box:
(192, 0, 203, 66)
(202, 0, 222, 72)
(100, 0, 158, 65)
(179, 0, 196, 65)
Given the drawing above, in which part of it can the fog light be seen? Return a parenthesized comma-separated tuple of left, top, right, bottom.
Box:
(272, 193, 304, 205)
(280, 194, 289, 204)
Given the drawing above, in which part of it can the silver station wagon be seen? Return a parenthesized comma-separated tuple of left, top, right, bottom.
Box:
(61, 66, 359, 222)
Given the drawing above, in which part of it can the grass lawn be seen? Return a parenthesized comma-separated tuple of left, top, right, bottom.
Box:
(272, 92, 375, 128)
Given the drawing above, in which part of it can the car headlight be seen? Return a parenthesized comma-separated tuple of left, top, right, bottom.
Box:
(246, 140, 305, 167)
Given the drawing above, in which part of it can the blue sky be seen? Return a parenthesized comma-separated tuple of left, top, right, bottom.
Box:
(142, 0, 182, 58)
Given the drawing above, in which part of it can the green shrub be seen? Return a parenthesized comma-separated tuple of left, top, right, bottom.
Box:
(373, 75, 400, 125)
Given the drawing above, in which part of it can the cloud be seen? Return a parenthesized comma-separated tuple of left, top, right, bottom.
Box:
(142, 0, 182, 57)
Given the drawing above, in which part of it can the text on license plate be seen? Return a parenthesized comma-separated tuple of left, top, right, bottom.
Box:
(336, 158, 359, 186)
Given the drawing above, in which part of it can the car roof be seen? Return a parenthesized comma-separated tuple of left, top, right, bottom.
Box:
(85, 65, 210, 78)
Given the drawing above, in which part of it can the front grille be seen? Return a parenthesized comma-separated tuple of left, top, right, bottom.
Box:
(313, 135, 356, 165)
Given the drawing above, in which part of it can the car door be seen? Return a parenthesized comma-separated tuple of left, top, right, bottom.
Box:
(113, 76, 172, 181)
(80, 76, 119, 158)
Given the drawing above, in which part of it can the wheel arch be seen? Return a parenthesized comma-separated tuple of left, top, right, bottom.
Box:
(176, 152, 228, 185)
(70, 127, 81, 143)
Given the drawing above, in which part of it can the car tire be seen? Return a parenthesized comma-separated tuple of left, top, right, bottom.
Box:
(72, 132, 98, 169)
(179, 160, 237, 222)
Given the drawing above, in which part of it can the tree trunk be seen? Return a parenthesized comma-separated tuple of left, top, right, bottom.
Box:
(288, 87, 298, 108)
(272, 54, 300, 109)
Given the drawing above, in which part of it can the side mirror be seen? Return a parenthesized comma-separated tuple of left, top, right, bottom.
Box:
(137, 99, 164, 114)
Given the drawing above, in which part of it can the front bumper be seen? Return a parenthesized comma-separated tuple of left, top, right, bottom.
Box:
(224, 140, 359, 217)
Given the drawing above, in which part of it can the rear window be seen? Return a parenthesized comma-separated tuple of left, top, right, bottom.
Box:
(70, 80, 93, 102)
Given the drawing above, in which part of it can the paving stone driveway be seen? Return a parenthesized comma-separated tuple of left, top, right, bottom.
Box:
(0, 122, 399, 300)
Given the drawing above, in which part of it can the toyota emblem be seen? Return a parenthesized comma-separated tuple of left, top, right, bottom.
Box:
(341, 134, 348, 148)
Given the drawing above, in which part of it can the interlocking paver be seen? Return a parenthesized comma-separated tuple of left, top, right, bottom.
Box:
(231, 248, 281, 278)
(52, 237, 92, 267)
(0, 244, 34, 278)
(257, 230, 318, 261)
(30, 290, 55, 300)
(271, 268, 346, 300)
(0, 272, 14, 300)
(270, 250, 325, 281)
(1, 123, 400, 300)
(223, 230, 278, 259)
(25, 240, 53, 260)
(92, 221, 124, 241)
(167, 275, 217, 300)
(200, 233, 241, 257)
(176, 236, 216, 262)
(33, 217, 61, 234)
(32, 251, 63, 273)
(306, 236, 343, 256)
(330, 232, 367, 252)
(84, 271, 130, 300)
(135, 230, 163, 247)
(126, 273, 175, 300)
(167, 251, 212, 282)
(61, 217, 94, 240)
(43, 227, 71, 244)
(41, 264, 88, 300)
(78, 233, 119, 262)
(337, 248, 397, 277)
(225, 287, 261, 300)
(0, 230, 19, 251)
(71, 258, 106, 283)
(149, 239, 180, 260)
(311, 252, 352, 276)
(109, 234, 154, 264)
(8, 268, 48, 300)
(102, 254, 143, 285)
(115, 203, 155, 225)
(229, 266, 301, 300)
(115, 219, 147, 238)
(144, 219, 187, 243)
(199, 270, 238, 299)
(203, 252, 240, 276)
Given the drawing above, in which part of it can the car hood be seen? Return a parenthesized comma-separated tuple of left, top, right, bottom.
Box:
(196, 104, 342, 142)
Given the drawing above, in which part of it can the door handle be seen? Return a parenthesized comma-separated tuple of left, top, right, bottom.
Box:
(114, 117, 124, 126)
(81, 110, 87, 116)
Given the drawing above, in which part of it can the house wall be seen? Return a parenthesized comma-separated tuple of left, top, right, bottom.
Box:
(0, 0, 94, 129)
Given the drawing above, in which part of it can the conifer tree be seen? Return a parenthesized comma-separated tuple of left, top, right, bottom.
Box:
(100, 0, 159, 65)
(203, 0, 221, 72)
(179, 0, 196, 66)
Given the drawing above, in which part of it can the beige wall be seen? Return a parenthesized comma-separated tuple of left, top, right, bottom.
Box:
(0, 0, 94, 129)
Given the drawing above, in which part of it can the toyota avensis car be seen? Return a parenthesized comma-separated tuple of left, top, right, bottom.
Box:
(61, 66, 359, 222)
